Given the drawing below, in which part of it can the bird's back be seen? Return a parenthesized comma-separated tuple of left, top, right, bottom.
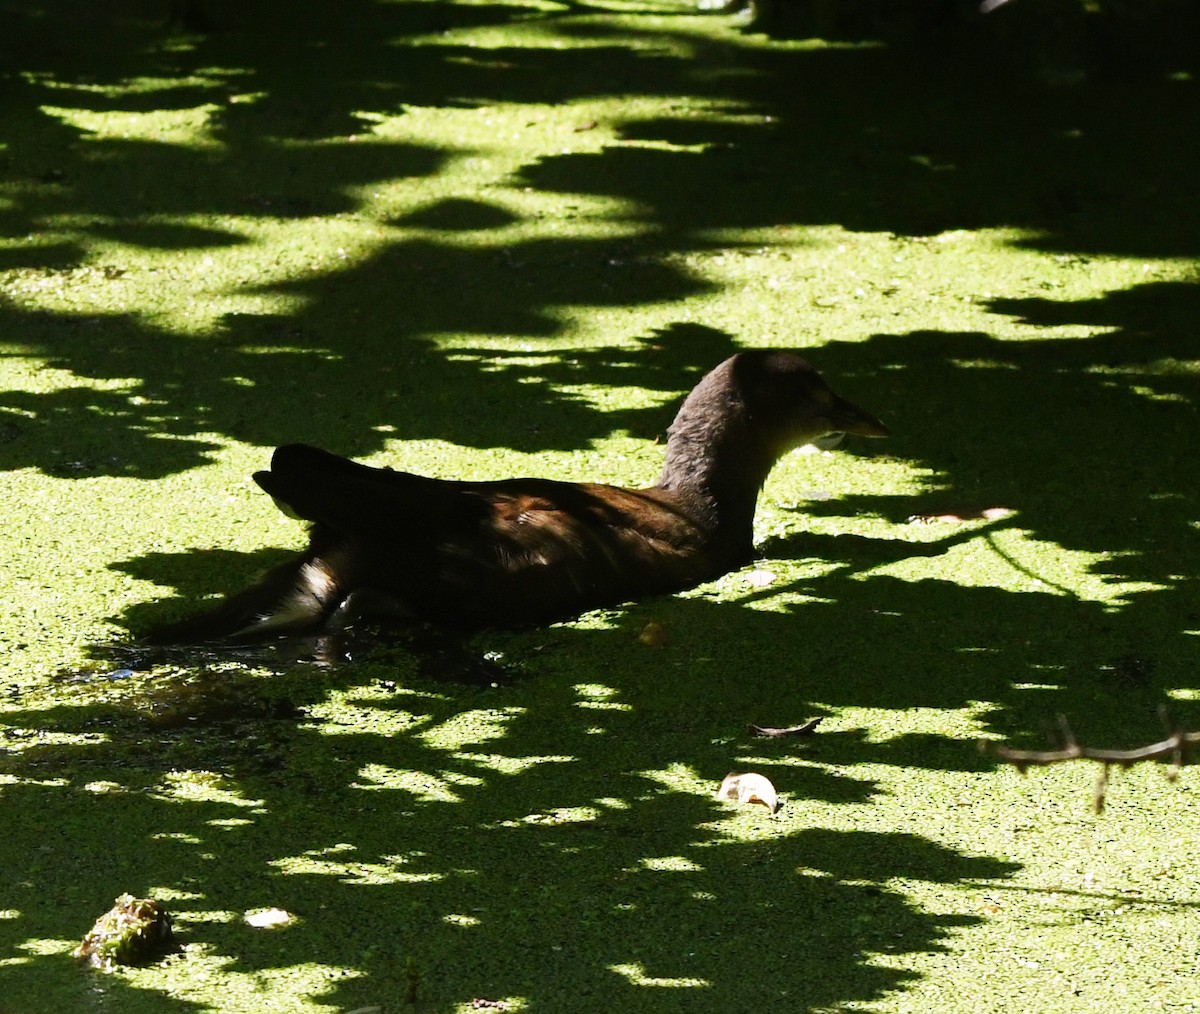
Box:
(255, 445, 721, 627)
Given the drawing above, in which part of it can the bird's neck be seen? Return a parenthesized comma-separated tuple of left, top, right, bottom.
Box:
(656, 394, 775, 561)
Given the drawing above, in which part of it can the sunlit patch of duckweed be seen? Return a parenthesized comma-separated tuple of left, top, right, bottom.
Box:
(151, 770, 264, 808)
(640, 855, 704, 872)
(608, 962, 711, 990)
(350, 763, 474, 803)
(416, 706, 527, 751)
(269, 844, 443, 886)
(574, 683, 632, 710)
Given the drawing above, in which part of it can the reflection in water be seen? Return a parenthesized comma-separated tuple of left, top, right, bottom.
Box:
(68, 622, 523, 691)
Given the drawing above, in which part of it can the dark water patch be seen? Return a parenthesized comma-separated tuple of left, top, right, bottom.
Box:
(304, 623, 526, 689)
(69, 621, 526, 691)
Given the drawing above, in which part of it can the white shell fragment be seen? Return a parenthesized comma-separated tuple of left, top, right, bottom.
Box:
(744, 568, 777, 589)
(716, 772, 779, 813)
(244, 908, 293, 928)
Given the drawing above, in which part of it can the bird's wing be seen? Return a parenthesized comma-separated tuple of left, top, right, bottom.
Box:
(430, 480, 715, 624)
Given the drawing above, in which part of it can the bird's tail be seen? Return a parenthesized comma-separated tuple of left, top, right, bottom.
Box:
(142, 534, 349, 644)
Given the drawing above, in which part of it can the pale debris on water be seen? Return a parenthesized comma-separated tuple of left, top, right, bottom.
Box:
(715, 772, 779, 813)
(744, 568, 776, 588)
(244, 907, 292, 928)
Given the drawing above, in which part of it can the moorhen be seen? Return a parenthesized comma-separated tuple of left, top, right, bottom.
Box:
(145, 350, 887, 642)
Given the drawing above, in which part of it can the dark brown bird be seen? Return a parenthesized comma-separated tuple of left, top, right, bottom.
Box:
(145, 350, 886, 643)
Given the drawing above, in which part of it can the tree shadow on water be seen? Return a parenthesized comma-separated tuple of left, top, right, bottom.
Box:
(0, 0, 1194, 479)
(0, 627, 1015, 1012)
(2, 2, 1199, 1009)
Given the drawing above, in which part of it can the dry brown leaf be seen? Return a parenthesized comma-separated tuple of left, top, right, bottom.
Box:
(637, 621, 670, 648)
(715, 771, 779, 813)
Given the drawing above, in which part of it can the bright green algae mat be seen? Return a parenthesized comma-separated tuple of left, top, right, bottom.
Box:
(1, 1, 1198, 1011)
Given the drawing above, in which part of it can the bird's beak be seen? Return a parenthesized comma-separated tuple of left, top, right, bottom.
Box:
(828, 396, 889, 438)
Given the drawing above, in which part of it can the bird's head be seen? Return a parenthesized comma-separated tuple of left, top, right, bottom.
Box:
(733, 350, 888, 455)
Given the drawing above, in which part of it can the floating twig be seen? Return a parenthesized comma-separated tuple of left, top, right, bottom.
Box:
(981, 708, 1198, 812)
(748, 718, 823, 738)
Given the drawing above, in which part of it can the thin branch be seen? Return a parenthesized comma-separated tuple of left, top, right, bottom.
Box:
(748, 718, 823, 738)
(980, 708, 1199, 812)
(982, 713, 1200, 772)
